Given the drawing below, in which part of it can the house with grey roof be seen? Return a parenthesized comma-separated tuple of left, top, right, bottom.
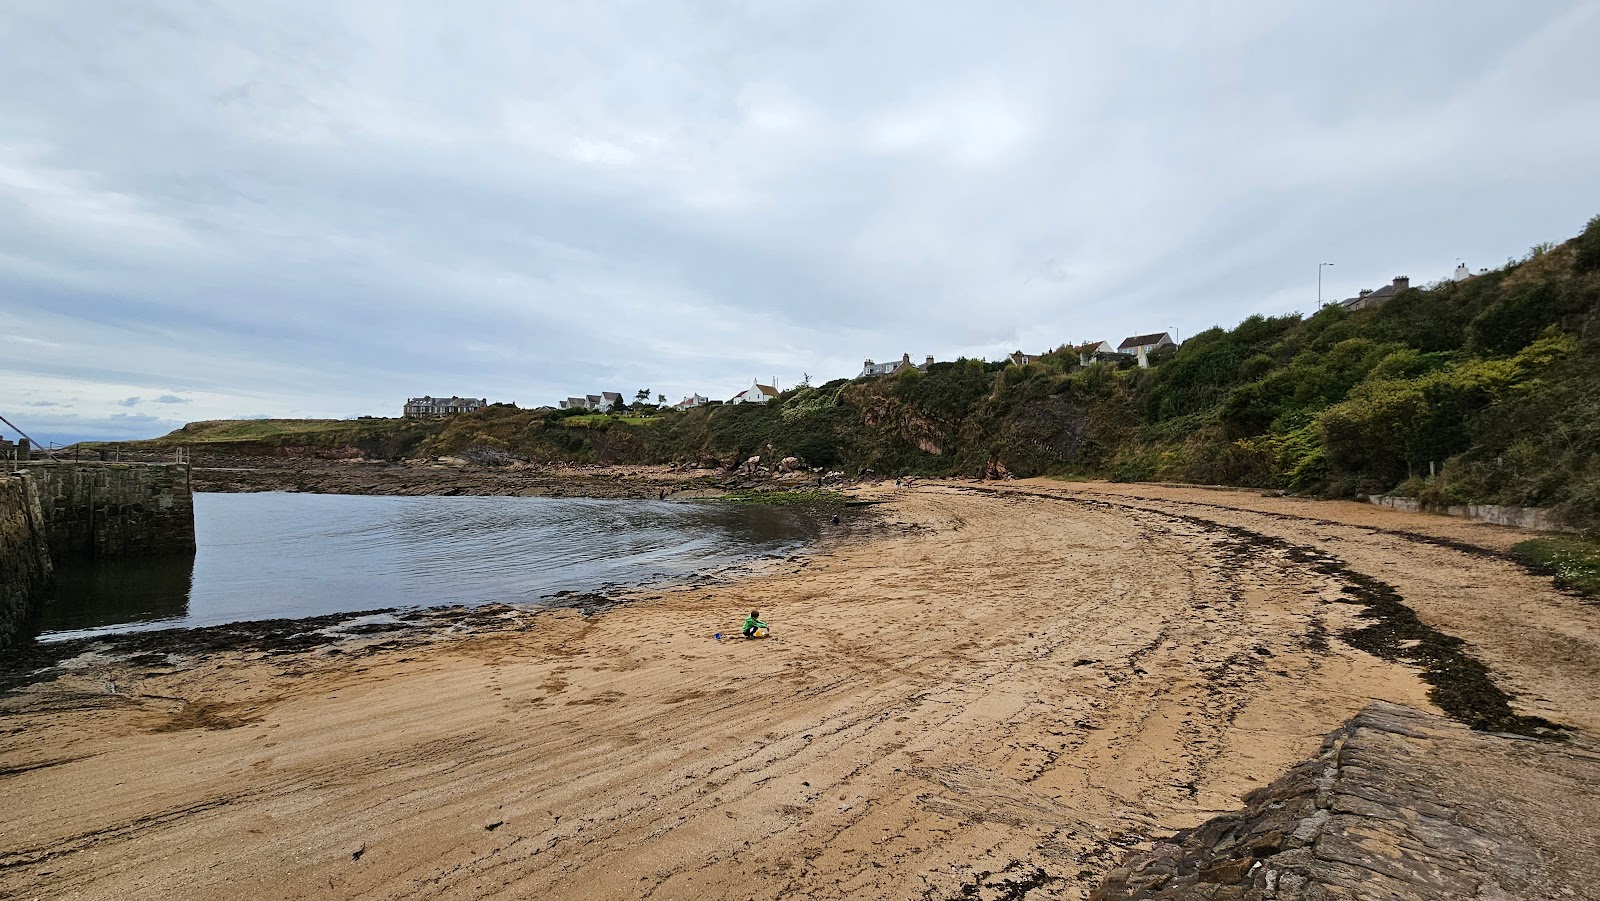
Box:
(558, 392, 625, 412)
(858, 353, 935, 378)
(1118, 332, 1177, 368)
(1340, 276, 1411, 312)
(403, 396, 487, 418)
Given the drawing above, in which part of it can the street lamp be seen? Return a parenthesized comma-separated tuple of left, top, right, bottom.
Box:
(1318, 262, 1335, 307)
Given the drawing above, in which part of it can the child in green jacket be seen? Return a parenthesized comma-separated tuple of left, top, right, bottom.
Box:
(742, 611, 768, 639)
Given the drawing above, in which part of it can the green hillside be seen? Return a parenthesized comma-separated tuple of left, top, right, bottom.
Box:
(135, 215, 1600, 529)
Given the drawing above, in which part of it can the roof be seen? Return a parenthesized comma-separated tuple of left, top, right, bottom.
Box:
(754, 384, 779, 397)
(1341, 283, 1400, 309)
(1118, 333, 1171, 350)
(1073, 341, 1110, 354)
(406, 396, 485, 407)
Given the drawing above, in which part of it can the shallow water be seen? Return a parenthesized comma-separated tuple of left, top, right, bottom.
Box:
(34, 492, 819, 641)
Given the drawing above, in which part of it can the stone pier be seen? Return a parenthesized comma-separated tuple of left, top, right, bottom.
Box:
(0, 473, 54, 648)
(0, 462, 195, 648)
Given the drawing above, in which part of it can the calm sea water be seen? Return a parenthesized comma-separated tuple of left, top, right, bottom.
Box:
(34, 492, 819, 641)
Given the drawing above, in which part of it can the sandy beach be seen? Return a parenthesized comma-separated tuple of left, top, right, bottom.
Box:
(4, 480, 1598, 899)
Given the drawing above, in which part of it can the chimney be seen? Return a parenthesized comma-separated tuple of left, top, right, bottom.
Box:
(863, 358, 873, 367)
(1359, 289, 1372, 297)
(925, 355, 934, 367)
(1393, 276, 1409, 290)
(901, 352, 911, 364)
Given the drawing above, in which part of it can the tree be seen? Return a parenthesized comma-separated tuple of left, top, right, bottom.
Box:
(635, 388, 651, 403)
(657, 393, 666, 404)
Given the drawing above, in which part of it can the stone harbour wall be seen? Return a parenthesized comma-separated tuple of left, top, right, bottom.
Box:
(0, 473, 54, 649)
(0, 462, 195, 648)
(26, 462, 196, 559)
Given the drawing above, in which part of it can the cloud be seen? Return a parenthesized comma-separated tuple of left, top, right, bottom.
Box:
(0, 1, 1597, 443)
(23, 400, 67, 407)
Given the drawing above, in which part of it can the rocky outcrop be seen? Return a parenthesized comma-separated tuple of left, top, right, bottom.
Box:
(1, 473, 53, 649)
(1091, 702, 1600, 900)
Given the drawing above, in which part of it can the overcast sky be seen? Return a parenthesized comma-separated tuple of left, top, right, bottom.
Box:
(4, 2, 1599, 445)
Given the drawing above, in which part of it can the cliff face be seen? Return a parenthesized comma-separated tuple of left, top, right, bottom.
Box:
(0, 473, 53, 648)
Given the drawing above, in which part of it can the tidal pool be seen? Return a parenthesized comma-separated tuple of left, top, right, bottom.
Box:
(34, 492, 819, 640)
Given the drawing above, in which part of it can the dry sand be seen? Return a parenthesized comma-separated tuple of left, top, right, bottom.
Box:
(4, 480, 1597, 900)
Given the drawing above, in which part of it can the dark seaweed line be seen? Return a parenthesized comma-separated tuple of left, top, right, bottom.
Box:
(960, 485, 1570, 740)
(1084, 488, 1597, 603)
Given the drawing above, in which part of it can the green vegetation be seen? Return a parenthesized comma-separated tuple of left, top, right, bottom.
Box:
(1511, 538, 1600, 598)
(557, 414, 653, 427)
(716, 489, 849, 506)
(129, 216, 1600, 531)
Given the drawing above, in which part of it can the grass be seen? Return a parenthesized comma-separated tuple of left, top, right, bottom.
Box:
(716, 489, 850, 506)
(71, 418, 406, 447)
(558, 414, 655, 427)
(1511, 537, 1600, 599)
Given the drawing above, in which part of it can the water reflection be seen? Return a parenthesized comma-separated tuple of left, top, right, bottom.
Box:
(42, 555, 195, 633)
(34, 493, 819, 641)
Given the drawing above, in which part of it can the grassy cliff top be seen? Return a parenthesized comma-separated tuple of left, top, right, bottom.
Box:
(157, 418, 405, 443)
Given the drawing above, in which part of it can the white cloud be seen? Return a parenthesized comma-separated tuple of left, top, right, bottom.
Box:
(0, 1, 1596, 441)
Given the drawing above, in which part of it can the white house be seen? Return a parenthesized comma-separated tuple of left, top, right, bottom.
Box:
(728, 383, 780, 404)
(1073, 341, 1121, 366)
(674, 394, 709, 409)
(559, 392, 624, 412)
(1118, 332, 1177, 368)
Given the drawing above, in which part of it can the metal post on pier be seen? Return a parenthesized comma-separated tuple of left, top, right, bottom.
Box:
(0, 412, 61, 462)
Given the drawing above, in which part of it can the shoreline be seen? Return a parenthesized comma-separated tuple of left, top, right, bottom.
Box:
(4, 479, 1597, 899)
(186, 457, 838, 499)
(3, 487, 886, 690)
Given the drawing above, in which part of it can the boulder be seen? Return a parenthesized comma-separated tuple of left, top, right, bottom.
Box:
(778, 456, 802, 473)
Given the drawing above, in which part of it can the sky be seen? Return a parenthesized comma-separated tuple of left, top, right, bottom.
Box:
(3, 1, 1600, 446)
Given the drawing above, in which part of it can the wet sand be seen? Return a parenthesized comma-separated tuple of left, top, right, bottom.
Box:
(3, 479, 1597, 899)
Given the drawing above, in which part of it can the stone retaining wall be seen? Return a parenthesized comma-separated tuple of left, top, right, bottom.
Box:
(1367, 494, 1576, 532)
(0, 473, 53, 649)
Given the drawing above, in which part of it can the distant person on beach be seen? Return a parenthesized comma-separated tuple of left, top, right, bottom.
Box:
(743, 610, 768, 639)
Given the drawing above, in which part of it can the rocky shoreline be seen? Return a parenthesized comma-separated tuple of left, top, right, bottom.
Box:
(178, 457, 848, 499)
(1091, 701, 1600, 900)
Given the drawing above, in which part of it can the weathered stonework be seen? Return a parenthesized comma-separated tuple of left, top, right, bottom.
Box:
(1367, 494, 1577, 533)
(0, 462, 195, 648)
(25, 462, 196, 559)
(1091, 702, 1600, 900)
(0, 473, 54, 649)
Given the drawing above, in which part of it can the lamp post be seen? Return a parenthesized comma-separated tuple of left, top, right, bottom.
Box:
(1318, 262, 1335, 307)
